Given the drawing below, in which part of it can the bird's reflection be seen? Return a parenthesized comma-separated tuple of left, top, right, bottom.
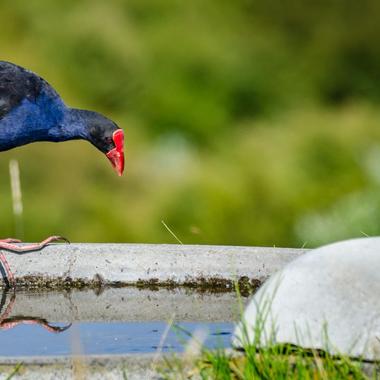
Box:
(0, 288, 71, 333)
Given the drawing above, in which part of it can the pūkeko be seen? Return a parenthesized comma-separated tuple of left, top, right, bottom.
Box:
(0, 61, 125, 286)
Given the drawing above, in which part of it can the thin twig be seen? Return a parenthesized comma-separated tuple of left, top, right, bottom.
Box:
(161, 220, 183, 245)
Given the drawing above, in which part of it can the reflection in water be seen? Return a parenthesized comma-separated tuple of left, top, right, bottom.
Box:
(0, 287, 235, 356)
(0, 288, 71, 333)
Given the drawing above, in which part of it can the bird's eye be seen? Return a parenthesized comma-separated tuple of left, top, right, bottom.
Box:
(90, 126, 98, 136)
(105, 137, 113, 144)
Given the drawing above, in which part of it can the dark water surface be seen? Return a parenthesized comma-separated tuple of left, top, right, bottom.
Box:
(0, 321, 233, 356)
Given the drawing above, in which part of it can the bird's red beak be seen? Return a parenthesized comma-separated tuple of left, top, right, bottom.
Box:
(106, 129, 125, 176)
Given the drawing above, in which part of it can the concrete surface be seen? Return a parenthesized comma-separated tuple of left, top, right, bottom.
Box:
(1, 287, 247, 322)
(0, 243, 306, 288)
(0, 243, 307, 378)
(0, 354, 167, 380)
(0, 352, 377, 380)
(233, 237, 380, 360)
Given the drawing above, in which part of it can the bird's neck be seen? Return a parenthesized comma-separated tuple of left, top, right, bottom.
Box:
(0, 91, 92, 152)
(48, 108, 91, 142)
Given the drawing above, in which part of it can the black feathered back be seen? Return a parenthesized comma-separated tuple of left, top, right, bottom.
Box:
(0, 61, 58, 119)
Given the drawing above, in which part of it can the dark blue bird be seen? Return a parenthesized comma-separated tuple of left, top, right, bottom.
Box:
(0, 61, 125, 285)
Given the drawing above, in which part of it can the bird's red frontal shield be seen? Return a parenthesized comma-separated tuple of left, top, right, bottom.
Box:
(106, 129, 125, 176)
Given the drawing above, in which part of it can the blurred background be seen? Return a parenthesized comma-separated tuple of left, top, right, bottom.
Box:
(1, 0, 380, 248)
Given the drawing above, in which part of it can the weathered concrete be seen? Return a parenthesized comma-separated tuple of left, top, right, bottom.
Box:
(0, 352, 377, 380)
(0, 354, 165, 380)
(1, 287, 247, 323)
(233, 237, 380, 361)
(0, 243, 306, 289)
(0, 243, 307, 378)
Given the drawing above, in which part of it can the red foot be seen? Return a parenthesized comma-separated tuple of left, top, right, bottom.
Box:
(0, 239, 22, 244)
(0, 236, 69, 287)
(0, 236, 69, 253)
(0, 317, 72, 333)
(0, 292, 71, 333)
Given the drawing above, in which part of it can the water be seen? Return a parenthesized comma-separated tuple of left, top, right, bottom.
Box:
(0, 321, 233, 356)
(0, 287, 244, 357)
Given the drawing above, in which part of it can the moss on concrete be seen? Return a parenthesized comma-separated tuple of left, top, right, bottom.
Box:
(9, 275, 261, 295)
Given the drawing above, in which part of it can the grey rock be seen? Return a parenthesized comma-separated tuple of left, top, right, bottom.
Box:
(233, 237, 380, 360)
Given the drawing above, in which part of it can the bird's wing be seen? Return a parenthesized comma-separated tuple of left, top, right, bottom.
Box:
(0, 61, 57, 120)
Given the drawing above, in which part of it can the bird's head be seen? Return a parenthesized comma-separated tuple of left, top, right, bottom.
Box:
(84, 112, 125, 176)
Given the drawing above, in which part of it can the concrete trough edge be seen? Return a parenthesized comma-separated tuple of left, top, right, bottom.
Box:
(0, 353, 176, 380)
(0, 352, 376, 380)
(2, 243, 307, 289)
(0, 353, 199, 380)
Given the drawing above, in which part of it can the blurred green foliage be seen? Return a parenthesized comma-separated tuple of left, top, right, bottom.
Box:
(1, 0, 380, 247)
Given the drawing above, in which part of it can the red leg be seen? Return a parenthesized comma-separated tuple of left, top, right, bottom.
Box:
(0, 252, 15, 287)
(0, 290, 69, 333)
(0, 318, 72, 333)
(0, 236, 69, 287)
(0, 291, 16, 321)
